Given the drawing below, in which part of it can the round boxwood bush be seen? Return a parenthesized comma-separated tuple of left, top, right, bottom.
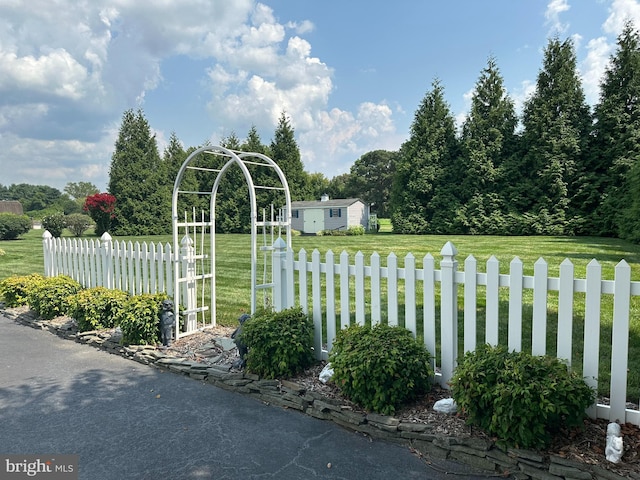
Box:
(329, 323, 433, 415)
(0, 213, 32, 240)
(239, 307, 315, 379)
(68, 287, 129, 331)
(113, 293, 168, 345)
(28, 275, 82, 320)
(450, 344, 595, 449)
(0, 274, 45, 307)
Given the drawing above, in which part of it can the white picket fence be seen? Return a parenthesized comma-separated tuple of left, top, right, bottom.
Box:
(270, 238, 640, 426)
(43, 232, 175, 296)
(42, 231, 640, 426)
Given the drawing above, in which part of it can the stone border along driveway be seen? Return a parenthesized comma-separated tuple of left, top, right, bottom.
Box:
(0, 308, 626, 480)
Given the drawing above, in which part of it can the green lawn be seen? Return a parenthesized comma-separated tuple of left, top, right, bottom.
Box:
(3, 227, 640, 399)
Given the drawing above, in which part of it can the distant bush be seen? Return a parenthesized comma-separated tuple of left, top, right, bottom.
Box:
(0, 213, 32, 240)
(346, 225, 365, 236)
(114, 293, 168, 345)
(28, 275, 81, 319)
(329, 324, 433, 415)
(41, 212, 66, 238)
(65, 213, 94, 237)
(68, 287, 129, 331)
(450, 344, 595, 449)
(0, 274, 45, 307)
(83, 193, 116, 236)
(318, 229, 347, 236)
(240, 307, 315, 379)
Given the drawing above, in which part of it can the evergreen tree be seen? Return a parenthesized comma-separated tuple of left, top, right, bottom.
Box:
(459, 57, 518, 234)
(390, 80, 461, 234)
(516, 37, 591, 235)
(591, 21, 640, 241)
(108, 109, 169, 235)
(347, 150, 397, 217)
(270, 112, 310, 200)
(163, 132, 202, 220)
(215, 132, 251, 233)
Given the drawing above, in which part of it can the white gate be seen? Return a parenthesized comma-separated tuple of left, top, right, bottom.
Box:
(171, 145, 292, 338)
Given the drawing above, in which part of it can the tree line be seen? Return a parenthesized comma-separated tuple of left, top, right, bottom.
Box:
(391, 22, 640, 242)
(6, 22, 640, 242)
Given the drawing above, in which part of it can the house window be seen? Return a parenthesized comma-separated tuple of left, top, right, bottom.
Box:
(329, 208, 341, 218)
(292, 209, 299, 218)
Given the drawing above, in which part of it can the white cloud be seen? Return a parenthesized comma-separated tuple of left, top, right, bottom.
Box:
(545, 0, 571, 35)
(581, 36, 613, 105)
(604, 0, 640, 34)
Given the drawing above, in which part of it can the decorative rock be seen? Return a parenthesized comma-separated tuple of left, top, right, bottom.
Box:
(605, 422, 623, 464)
(319, 363, 334, 384)
(433, 398, 457, 414)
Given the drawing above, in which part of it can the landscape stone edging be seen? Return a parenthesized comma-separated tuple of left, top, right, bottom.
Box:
(2, 308, 635, 480)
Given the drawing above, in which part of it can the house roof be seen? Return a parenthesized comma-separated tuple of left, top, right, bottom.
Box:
(290, 198, 365, 209)
(0, 201, 24, 215)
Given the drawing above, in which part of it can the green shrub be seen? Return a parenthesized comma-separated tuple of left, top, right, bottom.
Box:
(346, 225, 365, 235)
(41, 212, 66, 237)
(450, 344, 595, 449)
(65, 213, 93, 237)
(0, 274, 45, 307)
(114, 293, 168, 345)
(0, 213, 32, 240)
(329, 324, 433, 415)
(240, 307, 315, 379)
(28, 275, 82, 319)
(68, 287, 129, 331)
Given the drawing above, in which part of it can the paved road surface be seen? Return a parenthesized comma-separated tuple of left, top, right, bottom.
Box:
(0, 315, 492, 479)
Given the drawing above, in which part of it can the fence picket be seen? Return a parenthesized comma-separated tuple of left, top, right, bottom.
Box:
(508, 257, 523, 352)
(584, 259, 601, 418)
(557, 259, 574, 364)
(464, 255, 477, 352)
(325, 250, 336, 353)
(387, 253, 398, 326)
(405, 253, 416, 335)
(298, 249, 308, 315)
(423, 254, 436, 372)
(355, 252, 365, 325)
(486, 256, 500, 346)
(340, 251, 350, 328)
(370, 252, 381, 326)
(610, 260, 631, 423)
(532, 258, 548, 356)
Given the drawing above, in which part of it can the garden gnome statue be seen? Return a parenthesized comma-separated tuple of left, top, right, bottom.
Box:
(605, 422, 623, 463)
(231, 313, 251, 369)
(159, 299, 175, 347)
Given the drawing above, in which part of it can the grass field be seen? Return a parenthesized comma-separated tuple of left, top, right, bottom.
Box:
(2, 227, 640, 399)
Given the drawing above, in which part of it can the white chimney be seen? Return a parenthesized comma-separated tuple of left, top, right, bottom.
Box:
(320, 193, 329, 202)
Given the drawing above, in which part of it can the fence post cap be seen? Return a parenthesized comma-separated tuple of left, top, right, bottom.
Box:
(180, 234, 193, 246)
(42, 230, 52, 239)
(273, 236, 287, 249)
(440, 241, 457, 257)
(100, 232, 112, 242)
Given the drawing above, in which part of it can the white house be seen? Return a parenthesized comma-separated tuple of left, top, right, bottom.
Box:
(289, 195, 368, 234)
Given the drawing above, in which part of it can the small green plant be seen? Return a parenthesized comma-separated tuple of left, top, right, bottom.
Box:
(329, 324, 433, 415)
(450, 344, 595, 449)
(346, 225, 365, 235)
(0, 274, 45, 307)
(240, 307, 315, 379)
(65, 213, 94, 237)
(41, 212, 66, 238)
(0, 213, 32, 240)
(114, 293, 168, 345)
(68, 287, 129, 331)
(28, 275, 82, 319)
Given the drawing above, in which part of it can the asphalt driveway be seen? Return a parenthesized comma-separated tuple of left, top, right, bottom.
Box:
(0, 314, 490, 479)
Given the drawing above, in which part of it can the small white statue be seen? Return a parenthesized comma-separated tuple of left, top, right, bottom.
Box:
(319, 363, 334, 384)
(433, 398, 457, 414)
(605, 422, 624, 463)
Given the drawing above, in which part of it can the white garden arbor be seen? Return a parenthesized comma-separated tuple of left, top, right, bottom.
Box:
(171, 145, 292, 338)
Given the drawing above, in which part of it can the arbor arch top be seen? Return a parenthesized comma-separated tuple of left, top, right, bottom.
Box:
(171, 145, 292, 337)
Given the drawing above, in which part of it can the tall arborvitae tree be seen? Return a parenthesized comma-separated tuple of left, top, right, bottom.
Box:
(347, 150, 397, 217)
(516, 37, 591, 235)
(270, 112, 310, 200)
(590, 21, 640, 241)
(163, 132, 202, 218)
(390, 79, 460, 234)
(243, 125, 282, 216)
(459, 57, 518, 234)
(215, 132, 251, 233)
(108, 109, 169, 235)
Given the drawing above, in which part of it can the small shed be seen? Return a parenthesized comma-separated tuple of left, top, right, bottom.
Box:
(289, 195, 368, 234)
(0, 201, 24, 215)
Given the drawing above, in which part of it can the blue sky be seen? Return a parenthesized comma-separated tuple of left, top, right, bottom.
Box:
(0, 0, 638, 192)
